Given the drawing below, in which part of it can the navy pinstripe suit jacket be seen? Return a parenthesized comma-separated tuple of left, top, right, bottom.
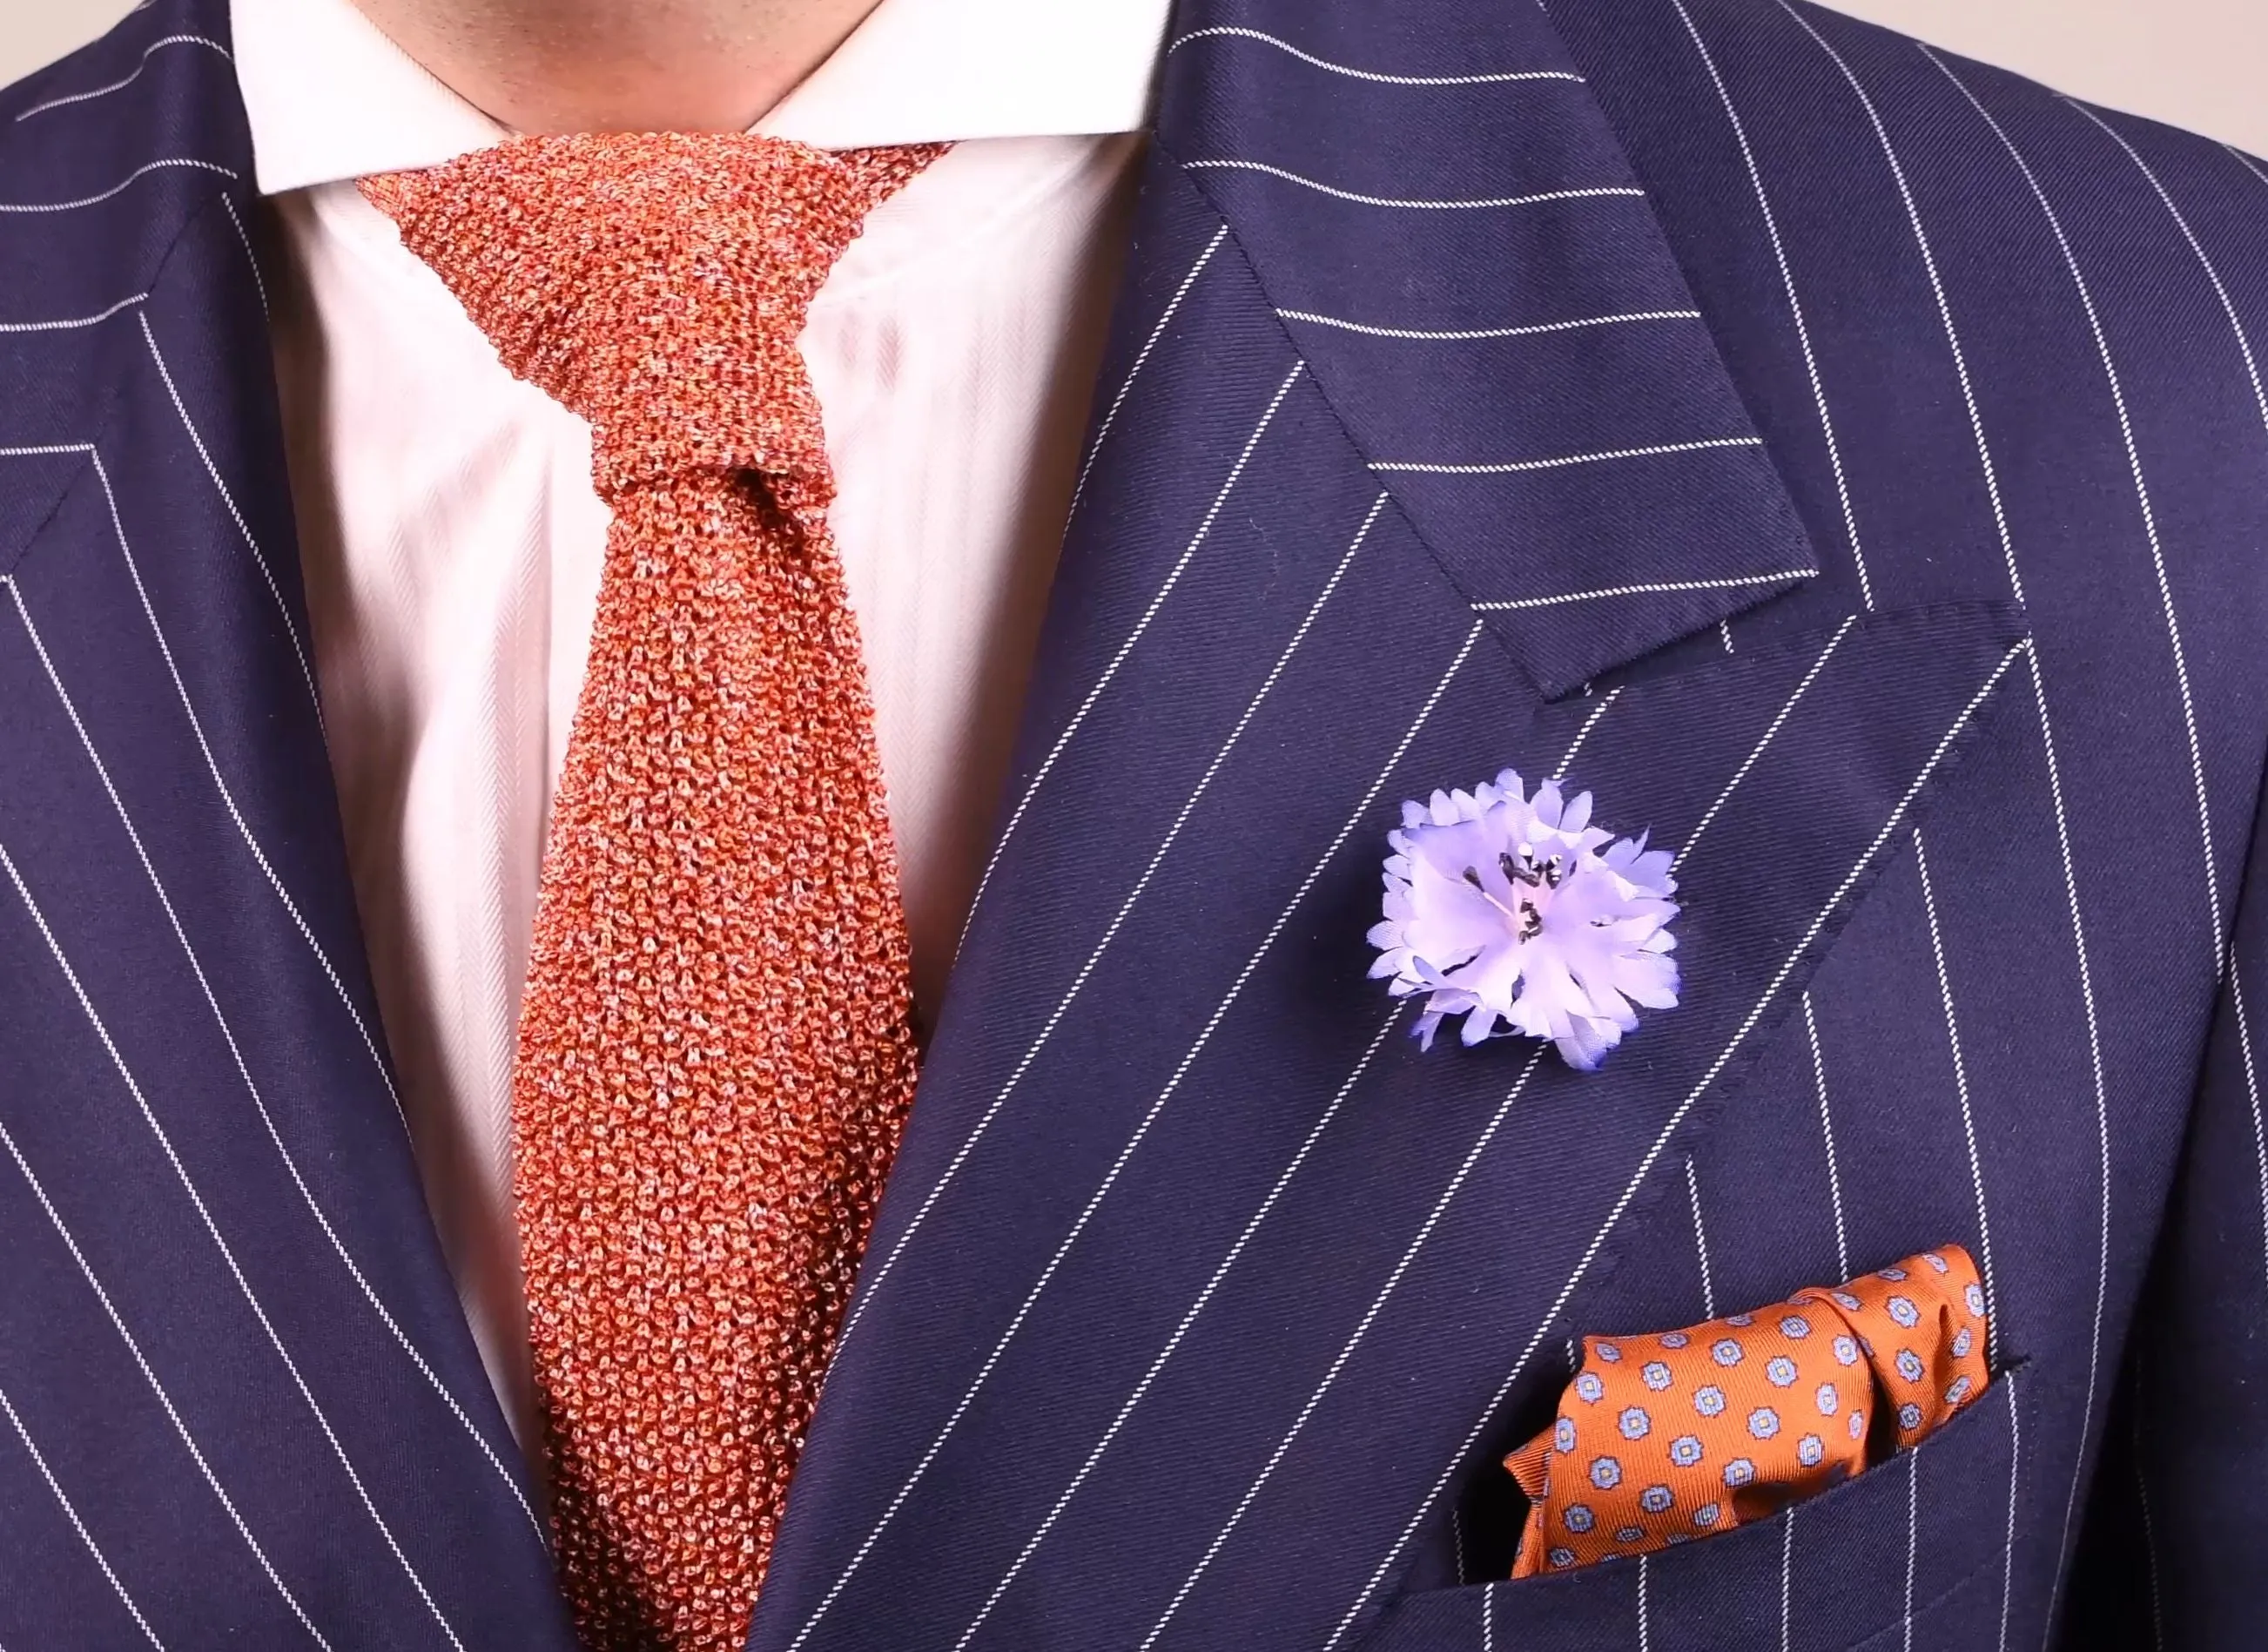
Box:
(3, 0, 2265, 1646)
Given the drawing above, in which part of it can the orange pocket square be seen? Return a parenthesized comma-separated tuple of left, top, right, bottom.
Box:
(1504, 1245, 1989, 1576)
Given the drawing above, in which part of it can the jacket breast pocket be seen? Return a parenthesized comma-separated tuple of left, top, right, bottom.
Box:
(1358, 1363, 2035, 1652)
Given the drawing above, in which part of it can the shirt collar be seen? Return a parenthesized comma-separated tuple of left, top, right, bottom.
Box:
(231, 0, 1173, 196)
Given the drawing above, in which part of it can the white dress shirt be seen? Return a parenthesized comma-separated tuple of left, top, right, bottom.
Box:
(236, 0, 1170, 1449)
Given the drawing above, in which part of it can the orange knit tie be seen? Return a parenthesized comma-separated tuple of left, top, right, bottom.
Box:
(1505, 1245, 1990, 1576)
(364, 134, 942, 1650)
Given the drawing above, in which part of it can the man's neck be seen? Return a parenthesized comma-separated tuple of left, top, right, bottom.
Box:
(346, 0, 886, 134)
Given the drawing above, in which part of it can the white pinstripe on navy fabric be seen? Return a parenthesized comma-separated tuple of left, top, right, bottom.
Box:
(1922, 45, 2222, 1622)
(1469, 569, 1804, 612)
(1802, 993, 1852, 1279)
(11, 34, 229, 120)
(1637, 1553, 1652, 1652)
(1324, 638, 2029, 1647)
(1061, 225, 1228, 532)
(796, 613, 1491, 1652)
(1551, 687, 1622, 781)
(3, 576, 540, 1534)
(1183, 163, 1644, 212)
(1667, 0, 1873, 610)
(1673, 613, 1856, 870)
(0, 927, 327, 1647)
(1378, 435, 1763, 476)
(1940, 89, 2224, 951)
(1686, 1157, 1716, 1318)
(138, 315, 326, 727)
(1276, 307, 1700, 341)
(1914, 829, 2001, 1362)
(0, 293, 145, 332)
(842, 368, 1314, 1345)
(0, 157, 234, 212)
(1139, 1048, 1550, 1652)
(219, 194, 266, 318)
(958, 347, 1291, 952)
(2001, 1371, 2022, 1652)
(949, 1008, 1404, 1649)
(2211, 150, 2268, 1287)
(928, 504, 1407, 1642)
(91, 446, 407, 1133)
(1903, 1446, 1919, 1652)
(2227, 145, 2268, 192)
(951, 219, 1235, 960)
(1769, 22, 2110, 1627)
(2233, 968, 2268, 1276)
(1168, 26, 1583, 87)
(0, 837, 466, 1651)
(1780, 1507, 1796, 1652)
(0, 1380, 166, 1649)
(957, 222, 1234, 967)
(2074, 111, 2268, 447)
(2080, 105, 2268, 1285)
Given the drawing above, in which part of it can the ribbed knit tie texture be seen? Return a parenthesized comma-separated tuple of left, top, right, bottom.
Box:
(365, 131, 941, 1651)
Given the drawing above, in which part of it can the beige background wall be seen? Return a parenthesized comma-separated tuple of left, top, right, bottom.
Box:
(2, 0, 2265, 157)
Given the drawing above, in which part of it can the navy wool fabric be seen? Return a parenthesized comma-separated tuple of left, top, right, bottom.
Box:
(0, 0, 2264, 1648)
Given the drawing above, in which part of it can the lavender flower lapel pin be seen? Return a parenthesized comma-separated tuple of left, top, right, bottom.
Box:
(1367, 770, 1679, 1070)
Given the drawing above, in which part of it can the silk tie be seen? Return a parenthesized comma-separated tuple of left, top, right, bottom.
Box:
(364, 133, 942, 1650)
(1504, 1246, 1990, 1575)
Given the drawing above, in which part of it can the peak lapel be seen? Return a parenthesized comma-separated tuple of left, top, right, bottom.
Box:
(754, 4, 2029, 1651)
(1158, 0, 1821, 697)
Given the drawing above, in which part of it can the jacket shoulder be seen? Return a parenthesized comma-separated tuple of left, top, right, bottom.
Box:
(1561, 0, 2268, 408)
(0, 3, 249, 484)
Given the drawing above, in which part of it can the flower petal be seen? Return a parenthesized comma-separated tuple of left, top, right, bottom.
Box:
(1374, 770, 1680, 1069)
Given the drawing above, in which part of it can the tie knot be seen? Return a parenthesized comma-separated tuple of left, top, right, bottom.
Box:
(364, 132, 941, 496)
